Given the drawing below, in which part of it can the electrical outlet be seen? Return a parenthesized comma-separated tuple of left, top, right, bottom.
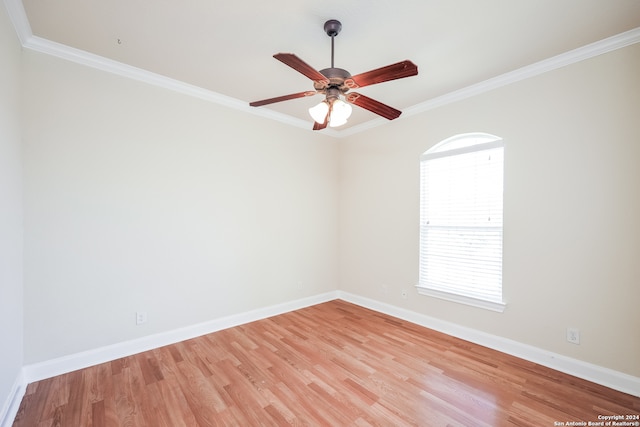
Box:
(136, 311, 147, 325)
(566, 327, 580, 344)
(401, 289, 408, 299)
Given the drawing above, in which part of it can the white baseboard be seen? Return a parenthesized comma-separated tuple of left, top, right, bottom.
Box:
(337, 291, 640, 398)
(23, 291, 339, 384)
(0, 370, 26, 427)
(15, 288, 639, 425)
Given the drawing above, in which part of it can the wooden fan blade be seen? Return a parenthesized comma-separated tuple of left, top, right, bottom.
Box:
(250, 91, 316, 107)
(274, 53, 330, 83)
(346, 92, 402, 120)
(345, 60, 418, 89)
(312, 120, 328, 131)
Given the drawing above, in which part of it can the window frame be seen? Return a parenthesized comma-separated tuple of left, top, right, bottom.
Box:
(416, 133, 506, 312)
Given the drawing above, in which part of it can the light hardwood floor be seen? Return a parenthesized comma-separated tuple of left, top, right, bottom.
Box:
(13, 300, 640, 426)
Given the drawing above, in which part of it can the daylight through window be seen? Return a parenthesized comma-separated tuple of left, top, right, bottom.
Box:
(418, 133, 505, 312)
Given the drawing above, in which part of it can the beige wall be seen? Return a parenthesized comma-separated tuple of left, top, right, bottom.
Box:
(338, 43, 640, 376)
(22, 50, 338, 363)
(0, 1, 24, 414)
(14, 28, 640, 379)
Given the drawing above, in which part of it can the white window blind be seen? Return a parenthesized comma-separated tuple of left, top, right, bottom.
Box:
(418, 135, 505, 312)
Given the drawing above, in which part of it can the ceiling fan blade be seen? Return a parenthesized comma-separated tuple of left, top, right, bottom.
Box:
(345, 60, 418, 89)
(273, 53, 330, 83)
(312, 108, 329, 130)
(250, 91, 317, 107)
(312, 119, 328, 131)
(346, 92, 402, 120)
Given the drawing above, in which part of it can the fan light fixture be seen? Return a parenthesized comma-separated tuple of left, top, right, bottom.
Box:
(308, 101, 329, 123)
(308, 97, 352, 127)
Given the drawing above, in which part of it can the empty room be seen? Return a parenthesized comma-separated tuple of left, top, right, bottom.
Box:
(1, 0, 639, 425)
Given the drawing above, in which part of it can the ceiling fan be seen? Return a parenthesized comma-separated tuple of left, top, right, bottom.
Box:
(250, 19, 418, 130)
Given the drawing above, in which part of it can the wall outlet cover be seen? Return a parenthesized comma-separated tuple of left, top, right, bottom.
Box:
(567, 327, 580, 344)
(136, 311, 148, 325)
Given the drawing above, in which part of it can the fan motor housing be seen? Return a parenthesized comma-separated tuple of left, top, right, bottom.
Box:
(315, 67, 352, 93)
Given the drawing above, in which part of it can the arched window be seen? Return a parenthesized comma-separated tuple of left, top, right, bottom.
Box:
(418, 133, 506, 312)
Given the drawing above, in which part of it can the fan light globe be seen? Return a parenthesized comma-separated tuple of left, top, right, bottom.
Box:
(329, 99, 352, 127)
(309, 101, 329, 123)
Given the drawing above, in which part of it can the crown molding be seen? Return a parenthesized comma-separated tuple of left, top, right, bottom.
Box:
(3, 0, 31, 45)
(4, 0, 640, 138)
(309, 26, 640, 139)
(402, 26, 640, 121)
(22, 33, 343, 137)
(23, 34, 319, 133)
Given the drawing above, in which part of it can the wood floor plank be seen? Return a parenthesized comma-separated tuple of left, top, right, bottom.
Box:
(91, 400, 105, 427)
(13, 300, 640, 426)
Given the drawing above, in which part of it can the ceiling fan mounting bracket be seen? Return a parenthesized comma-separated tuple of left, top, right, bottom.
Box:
(324, 19, 342, 37)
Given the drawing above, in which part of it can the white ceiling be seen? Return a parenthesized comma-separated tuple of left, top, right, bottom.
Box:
(10, 0, 640, 133)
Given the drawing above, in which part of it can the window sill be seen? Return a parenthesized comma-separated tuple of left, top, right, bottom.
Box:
(415, 286, 506, 313)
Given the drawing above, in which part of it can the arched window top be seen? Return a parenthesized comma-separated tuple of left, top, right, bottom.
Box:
(424, 132, 502, 157)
